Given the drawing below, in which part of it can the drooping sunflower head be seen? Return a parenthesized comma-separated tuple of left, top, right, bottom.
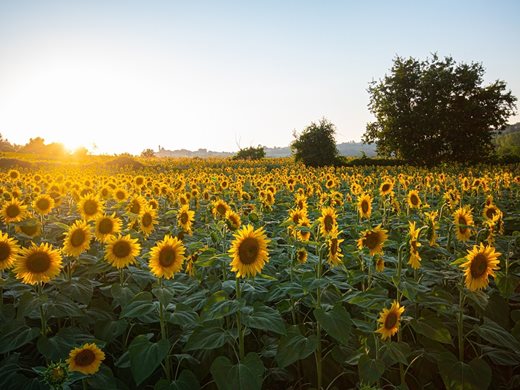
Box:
(94, 213, 122, 243)
(319, 207, 337, 237)
(376, 301, 405, 340)
(483, 204, 500, 221)
(67, 343, 105, 375)
(407, 190, 421, 209)
(357, 193, 372, 219)
(140, 206, 158, 236)
(2, 198, 27, 224)
(229, 224, 270, 278)
(104, 235, 141, 269)
(460, 243, 500, 291)
(0, 232, 20, 271)
(212, 199, 230, 219)
(357, 225, 388, 256)
(14, 242, 63, 285)
(453, 206, 474, 242)
(77, 194, 104, 221)
(15, 219, 42, 238)
(62, 220, 92, 257)
(327, 229, 344, 267)
(177, 205, 195, 234)
(225, 209, 241, 230)
(149, 235, 186, 279)
(296, 248, 308, 264)
(375, 255, 385, 272)
(33, 194, 55, 215)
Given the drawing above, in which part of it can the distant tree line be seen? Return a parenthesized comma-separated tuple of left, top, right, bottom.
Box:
(0, 135, 89, 157)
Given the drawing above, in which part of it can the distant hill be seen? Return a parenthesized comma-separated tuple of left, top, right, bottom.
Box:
(156, 141, 376, 159)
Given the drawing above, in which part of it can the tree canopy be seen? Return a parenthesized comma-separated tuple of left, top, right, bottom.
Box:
(232, 145, 265, 160)
(363, 55, 517, 164)
(291, 118, 340, 167)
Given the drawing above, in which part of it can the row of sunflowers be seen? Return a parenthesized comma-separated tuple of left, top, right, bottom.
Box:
(0, 163, 519, 389)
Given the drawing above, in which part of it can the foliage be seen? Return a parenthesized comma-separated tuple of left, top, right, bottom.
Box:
(363, 54, 517, 164)
(495, 122, 520, 158)
(141, 148, 156, 158)
(232, 146, 265, 160)
(291, 118, 340, 167)
(0, 160, 519, 389)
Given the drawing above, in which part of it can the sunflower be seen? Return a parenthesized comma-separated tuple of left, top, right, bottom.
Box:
(67, 343, 105, 375)
(1, 198, 27, 224)
(424, 211, 439, 247)
(453, 206, 474, 242)
(375, 255, 385, 272)
(8, 169, 20, 180)
(460, 243, 500, 291)
(32, 194, 55, 215)
(212, 199, 230, 219)
(104, 235, 141, 269)
(15, 219, 42, 238)
(318, 207, 338, 237)
(327, 229, 344, 266)
(77, 194, 104, 221)
(0, 232, 20, 271)
(177, 205, 195, 234)
(148, 235, 186, 279)
(94, 214, 122, 243)
(127, 195, 147, 216)
(294, 194, 308, 211)
(407, 221, 421, 269)
(357, 193, 372, 219)
(483, 204, 500, 221)
(296, 248, 308, 264)
(113, 188, 128, 202)
(139, 206, 158, 236)
(376, 301, 405, 340)
(379, 180, 394, 197)
(297, 218, 312, 242)
(229, 224, 270, 278)
(62, 220, 92, 257)
(225, 209, 241, 230)
(407, 190, 421, 209)
(14, 243, 62, 285)
(357, 225, 388, 256)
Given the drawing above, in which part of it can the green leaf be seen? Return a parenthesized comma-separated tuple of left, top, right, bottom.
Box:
(0, 326, 39, 354)
(243, 303, 286, 335)
(475, 318, 520, 352)
(313, 304, 352, 345)
(411, 315, 452, 345)
(201, 291, 240, 321)
(276, 325, 318, 368)
(169, 303, 199, 328)
(129, 334, 170, 386)
(152, 286, 175, 307)
(94, 320, 128, 343)
(57, 277, 94, 305)
(381, 341, 411, 366)
(358, 354, 385, 385)
(120, 292, 157, 319)
(438, 352, 491, 390)
(184, 327, 234, 351)
(210, 352, 264, 390)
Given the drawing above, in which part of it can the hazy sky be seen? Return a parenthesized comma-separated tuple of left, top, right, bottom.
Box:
(0, 0, 519, 155)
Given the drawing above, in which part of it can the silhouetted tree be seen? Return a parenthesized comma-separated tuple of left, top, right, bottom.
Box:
(291, 118, 340, 167)
(233, 145, 265, 160)
(363, 54, 517, 164)
(141, 148, 156, 158)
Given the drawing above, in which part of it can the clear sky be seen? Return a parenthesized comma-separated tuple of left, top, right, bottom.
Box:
(0, 0, 519, 155)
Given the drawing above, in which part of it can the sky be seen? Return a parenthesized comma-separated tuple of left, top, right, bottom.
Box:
(0, 0, 519, 155)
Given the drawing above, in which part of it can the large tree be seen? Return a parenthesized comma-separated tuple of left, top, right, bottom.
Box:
(291, 118, 340, 167)
(363, 55, 517, 164)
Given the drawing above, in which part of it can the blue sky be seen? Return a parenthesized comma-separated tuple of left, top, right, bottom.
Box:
(0, 0, 519, 154)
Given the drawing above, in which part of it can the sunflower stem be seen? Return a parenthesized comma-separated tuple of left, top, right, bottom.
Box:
(119, 268, 124, 287)
(458, 282, 465, 361)
(235, 277, 244, 361)
(315, 242, 323, 390)
(37, 282, 47, 336)
(158, 278, 171, 380)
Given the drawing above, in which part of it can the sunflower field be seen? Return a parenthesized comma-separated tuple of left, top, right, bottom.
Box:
(0, 160, 519, 389)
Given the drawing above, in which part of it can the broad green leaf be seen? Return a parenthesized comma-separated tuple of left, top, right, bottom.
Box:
(57, 277, 94, 305)
(276, 325, 318, 368)
(184, 327, 234, 351)
(438, 352, 491, 390)
(475, 318, 520, 352)
(243, 303, 286, 335)
(94, 320, 128, 343)
(169, 303, 199, 328)
(201, 291, 240, 321)
(210, 352, 264, 390)
(152, 286, 175, 307)
(0, 326, 39, 354)
(358, 354, 385, 385)
(381, 341, 411, 366)
(154, 370, 200, 390)
(411, 315, 452, 345)
(120, 292, 157, 319)
(129, 334, 170, 386)
(314, 304, 352, 345)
